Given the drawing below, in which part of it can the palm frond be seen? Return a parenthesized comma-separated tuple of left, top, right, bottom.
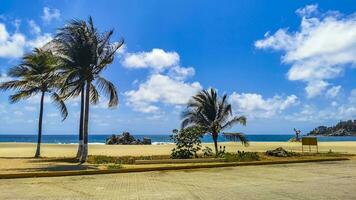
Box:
(221, 116, 247, 130)
(96, 76, 118, 107)
(0, 80, 30, 91)
(222, 132, 249, 146)
(51, 92, 68, 120)
(9, 88, 40, 103)
(7, 65, 30, 77)
(89, 82, 99, 104)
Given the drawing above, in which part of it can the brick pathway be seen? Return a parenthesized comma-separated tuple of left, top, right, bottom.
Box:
(1, 160, 356, 200)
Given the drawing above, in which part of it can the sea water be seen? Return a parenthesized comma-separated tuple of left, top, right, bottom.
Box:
(1, 134, 356, 144)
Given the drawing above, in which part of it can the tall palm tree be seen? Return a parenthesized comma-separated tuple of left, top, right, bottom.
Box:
(181, 88, 248, 156)
(0, 48, 68, 158)
(55, 17, 124, 162)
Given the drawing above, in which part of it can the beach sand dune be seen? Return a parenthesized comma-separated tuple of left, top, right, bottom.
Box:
(0, 142, 355, 158)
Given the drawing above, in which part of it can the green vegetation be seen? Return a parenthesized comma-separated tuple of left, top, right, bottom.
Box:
(55, 17, 124, 162)
(202, 147, 213, 157)
(88, 155, 170, 164)
(171, 127, 204, 159)
(107, 164, 123, 169)
(308, 120, 356, 136)
(0, 48, 68, 158)
(88, 155, 123, 164)
(181, 88, 248, 156)
(0, 16, 123, 162)
(222, 151, 260, 162)
(138, 156, 153, 160)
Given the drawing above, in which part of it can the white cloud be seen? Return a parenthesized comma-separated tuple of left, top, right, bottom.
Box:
(331, 101, 338, 107)
(122, 48, 202, 114)
(47, 113, 59, 118)
(14, 111, 24, 116)
(26, 94, 52, 104)
(27, 33, 52, 49)
(296, 4, 318, 17)
(0, 23, 26, 58)
(168, 66, 195, 80)
(42, 7, 60, 23)
(24, 106, 36, 111)
(230, 92, 299, 118)
(326, 85, 342, 98)
(56, 96, 80, 107)
(348, 89, 356, 103)
(286, 90, 356, 122)
(305, 80, 329, 98)
(12, 19, 21, 31)
(286, 103, 356, 122)
(125, 74, 202, 113)
(255, 4, 356, 98)
(92, 97, 114, 109)
(0, 73, 13, 83)
(122, 48, 179, 71)
(28, 20, 41, 35)
(0, 22, 52, 58)
(116, 43, 126, 55)
(0, 103, 7, 114)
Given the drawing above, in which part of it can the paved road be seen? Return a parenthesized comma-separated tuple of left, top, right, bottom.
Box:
(1, 161, 356, 200)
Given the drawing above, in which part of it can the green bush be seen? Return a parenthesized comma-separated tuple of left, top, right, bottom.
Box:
(171, 127, 204, 159)
(138, 156, 153, 160)
(202, 146, 213, 157)
(88, 155, 122, 164)
(107, 164, 122, 169)
(223, 151, 260, 162)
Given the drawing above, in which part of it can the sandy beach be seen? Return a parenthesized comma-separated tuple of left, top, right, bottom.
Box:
(1, 142, 355, 158)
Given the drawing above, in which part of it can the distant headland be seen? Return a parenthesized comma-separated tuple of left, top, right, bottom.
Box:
(308, 120, 356, 136)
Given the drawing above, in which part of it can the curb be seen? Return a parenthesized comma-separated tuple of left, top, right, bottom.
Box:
(0, 157, 349, 179)
(135, 158, 225, 164)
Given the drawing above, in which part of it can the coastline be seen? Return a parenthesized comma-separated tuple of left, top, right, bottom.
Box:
(1, 141, 356, 157)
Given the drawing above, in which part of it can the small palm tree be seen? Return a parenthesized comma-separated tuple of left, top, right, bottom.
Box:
(0, 48, 68, 158)
(55, 17, 124, 162)
(181, 88, 248, 156)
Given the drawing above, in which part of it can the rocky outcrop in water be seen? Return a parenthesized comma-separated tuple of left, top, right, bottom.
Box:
(106, 132, 151, 145)
(308, 120, 356, 136)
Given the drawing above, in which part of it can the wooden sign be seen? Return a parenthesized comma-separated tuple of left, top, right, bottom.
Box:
(302, 137, 318, 152)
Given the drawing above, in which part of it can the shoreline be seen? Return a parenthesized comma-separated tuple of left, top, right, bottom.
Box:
(1, 140, 356, 145)
(2, 135, 356, 145)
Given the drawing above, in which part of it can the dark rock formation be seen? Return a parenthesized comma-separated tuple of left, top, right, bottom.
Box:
(308, 120, 356, 136)
(106, 132, 151, 145)
(266, 147, 291, 157)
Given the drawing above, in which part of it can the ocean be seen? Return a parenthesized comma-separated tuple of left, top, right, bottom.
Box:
(1, 134, 356, 144)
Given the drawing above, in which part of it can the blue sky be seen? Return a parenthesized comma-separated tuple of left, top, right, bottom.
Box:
(0, 0, 355, 135)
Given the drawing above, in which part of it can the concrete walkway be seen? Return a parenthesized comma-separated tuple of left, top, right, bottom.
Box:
(1, 160, 356, 200)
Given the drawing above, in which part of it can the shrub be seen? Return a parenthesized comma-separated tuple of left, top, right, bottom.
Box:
(88, 155, 122, 164)
(107, 164, 122, 169)
(223, 151, 260, 162)
(202, 146, 213, 157)
(171, 126, 204, 159)
(138, 156, 152, 160)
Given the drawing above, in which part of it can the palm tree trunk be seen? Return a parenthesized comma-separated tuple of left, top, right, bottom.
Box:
(35, 91, 45, 158)
(212, 132, 219, 157)
(80, 81, 90, 163)
(76, 86, 85, 159)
